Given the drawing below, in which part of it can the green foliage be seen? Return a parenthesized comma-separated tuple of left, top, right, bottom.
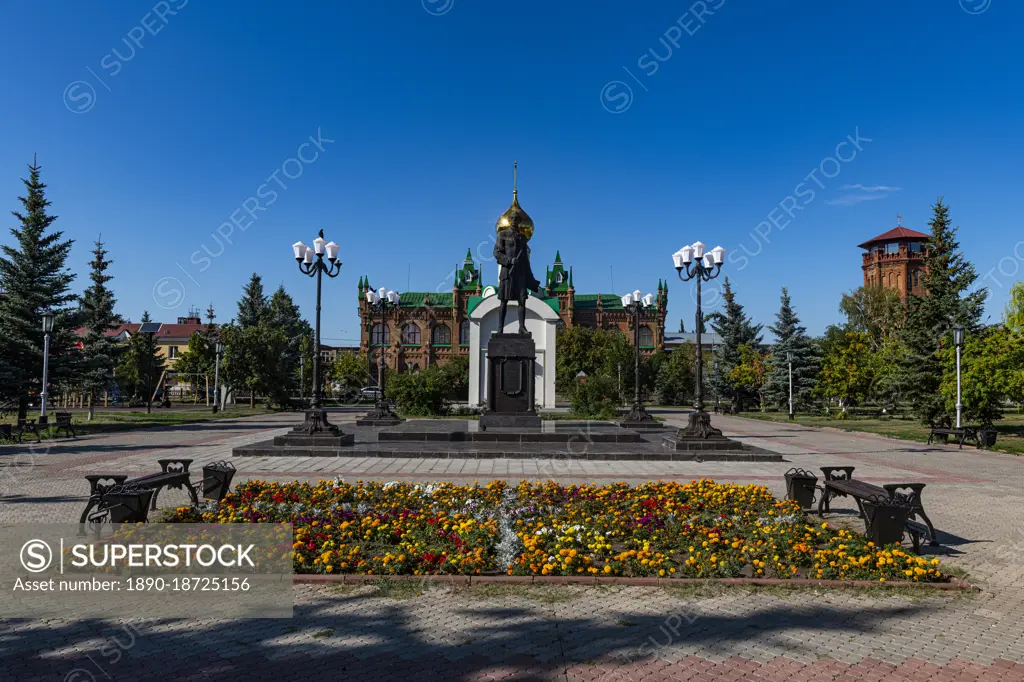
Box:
(0, 159, 79, 418)
(570, 375, 619, 419)
(117, 312, 166, 402)
(173, 332, 215, 395)
(839, 285, 905, 349)
(388, 361, 467, 416)
(708, 278, 763, 411)
(237, 273, 268, 329)
(79, 236, 120, 417)
(896, 199, 986, 425)
(939, 326, 1024, 426)
(329, 349, 371, 395)
(765, 288, 820, 411)
(729, 343, 768, 411)
(555, 325, 657, 403)
(220, 322, 290, 407)
(816, 331, 872, 411)
(1004, 282, 1024, 333)
(656, 345, 694, 406)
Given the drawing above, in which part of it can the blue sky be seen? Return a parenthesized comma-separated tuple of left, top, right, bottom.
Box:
(1, 0, 1021, 343)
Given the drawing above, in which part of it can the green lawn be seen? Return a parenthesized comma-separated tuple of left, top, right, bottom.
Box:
(736, 411, 1024, 455)
(0, 407, 272, 442)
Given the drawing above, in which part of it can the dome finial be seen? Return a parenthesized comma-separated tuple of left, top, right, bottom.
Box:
(513, 160, 518, 199)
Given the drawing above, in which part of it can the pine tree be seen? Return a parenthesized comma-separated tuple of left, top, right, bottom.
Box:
(896, 199, 986, 425)
(268, 284, 312, 392)
(707, 278, 763, 411)
(0, 158, 78, 419)
(764, 288, 821, 412)
(79, 236, 120, 420)
(237, 273, 268, 328)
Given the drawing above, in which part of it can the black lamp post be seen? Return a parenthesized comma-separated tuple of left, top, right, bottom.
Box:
(953, 324, 965, 429)
(357, 286, 403, 425)
(669, 241, 736, 444)
(291, 230, 343, 435)
(40, 311, 54, 420)
(619, 289, 658, 427)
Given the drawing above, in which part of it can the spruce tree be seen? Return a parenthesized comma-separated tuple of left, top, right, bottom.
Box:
(118, 311, 166, 411)
(0, 158, 78, 419)
(79, 236, 120, 420)
(897, 199, 986, 425)
(764, 288, 820, 412)
(268, 284, 312, 390)
(237, 273, 268, 328)
(707, 278, 762, 411)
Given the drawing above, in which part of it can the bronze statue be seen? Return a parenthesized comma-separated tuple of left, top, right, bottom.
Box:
(494, 162, 541, 334)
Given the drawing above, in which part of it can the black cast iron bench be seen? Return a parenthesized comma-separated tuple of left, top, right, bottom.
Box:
(52, 411, 76, 438)
(817, 466, 938, 548)
(928, 426, 978, 449)
(11, 418, 41, 444)
(80, 458, 198, 528)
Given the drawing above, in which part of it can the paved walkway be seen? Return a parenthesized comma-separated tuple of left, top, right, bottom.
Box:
(2, 409, 1024, 680)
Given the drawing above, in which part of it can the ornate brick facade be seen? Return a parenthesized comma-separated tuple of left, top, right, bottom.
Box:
(859, 224, 929, 299)
(358, 250, 667, 377)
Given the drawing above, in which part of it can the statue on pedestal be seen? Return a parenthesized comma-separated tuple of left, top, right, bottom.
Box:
(494, 161, 541, 334)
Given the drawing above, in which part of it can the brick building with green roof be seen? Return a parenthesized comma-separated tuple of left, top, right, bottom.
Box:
(357, 249, 668, 376)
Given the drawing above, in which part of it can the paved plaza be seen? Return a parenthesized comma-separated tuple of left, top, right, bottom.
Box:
(2, 409, 1024, 680)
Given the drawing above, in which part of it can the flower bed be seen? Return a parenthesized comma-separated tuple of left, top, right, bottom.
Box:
(167, 478, 947, 582)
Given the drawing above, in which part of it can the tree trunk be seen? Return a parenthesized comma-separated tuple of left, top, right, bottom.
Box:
(88, 391, 95, 421)
(250, 392, 255, 408)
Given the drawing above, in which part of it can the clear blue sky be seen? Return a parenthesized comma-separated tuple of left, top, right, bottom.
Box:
(1, 0, 1021, 343)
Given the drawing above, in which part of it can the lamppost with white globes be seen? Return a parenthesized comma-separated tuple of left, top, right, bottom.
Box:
(619, 289, 658, 427)
(291, 230, 343, 435)
(359, 286, 403, 425)
(670, 240, 736, 444)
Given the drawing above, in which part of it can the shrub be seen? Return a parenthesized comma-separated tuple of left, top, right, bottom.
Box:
(571, 375, 619, 419)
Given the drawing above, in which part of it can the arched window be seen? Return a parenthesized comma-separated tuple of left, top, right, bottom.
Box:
(401, 323, 420, 345)
(371, 324, 389, 346)
(459, 320, 470, 346)
(638, 325, 654, 347)
(432, 324, 451, 346)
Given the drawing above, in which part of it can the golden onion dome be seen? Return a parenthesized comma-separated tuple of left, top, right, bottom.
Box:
(495, 190, 534, 241)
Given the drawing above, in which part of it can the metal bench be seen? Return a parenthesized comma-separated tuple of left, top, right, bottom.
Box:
(817, 466, 938, 547)
(13, 418, 41, 443)
(52, 411, 76, 438)
(928, 426, 978, 449)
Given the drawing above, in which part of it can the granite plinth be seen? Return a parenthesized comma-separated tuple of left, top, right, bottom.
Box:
(662, 435, 745, 451)
(273, 432, 355, 447)
(356, 417, 403, 427)
(620, 420, 667, 430)
(479, 412, 541, 430)
(378, 419, 642, 443)
(230, 420, 782, 460)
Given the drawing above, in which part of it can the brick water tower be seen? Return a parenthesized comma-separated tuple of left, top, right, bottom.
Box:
(858, 219, 929, 299)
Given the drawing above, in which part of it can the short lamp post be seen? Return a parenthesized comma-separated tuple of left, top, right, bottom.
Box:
(953, 325, 965, 429)
(291, 230, 343, 435)
(213, 341, 224, 413)
(671, 241, 729, 440)
(40, 311, 54, 419)
(619, 289, 658, 426)
(360, 287, 402, 424)
(787, 351, 794, 421)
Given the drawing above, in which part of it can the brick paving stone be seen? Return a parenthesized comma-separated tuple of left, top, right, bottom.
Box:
(3, 409, 1024, 679)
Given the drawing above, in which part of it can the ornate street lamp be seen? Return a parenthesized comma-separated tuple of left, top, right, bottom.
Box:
(291, 230, 345, 435)
(357, 286, 403, 425)
(40, 311, 54, 420)
(667, 241, 740, 449)
(619, 289, 659, 427)
(953, 325, 965, 429)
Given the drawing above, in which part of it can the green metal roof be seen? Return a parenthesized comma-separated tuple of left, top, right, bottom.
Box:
(399, 292, 454, 307)
(573, 294, 623, 310)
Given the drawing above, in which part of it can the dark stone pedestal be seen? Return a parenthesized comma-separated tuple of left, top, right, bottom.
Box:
(275, 409, 355, 447)
(480, 333, 541, 430)
(619, 403, 665, 430)
(356, 401, 404, 427)
(662, 410, 743, 451)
